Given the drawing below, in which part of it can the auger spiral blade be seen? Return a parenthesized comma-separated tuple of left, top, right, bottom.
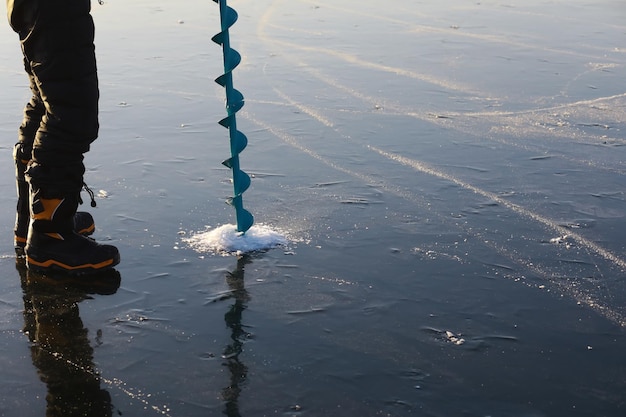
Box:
(213, 0, 254, 234)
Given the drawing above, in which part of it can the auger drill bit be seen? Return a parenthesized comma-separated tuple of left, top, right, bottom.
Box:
(212, 0, 254, 233)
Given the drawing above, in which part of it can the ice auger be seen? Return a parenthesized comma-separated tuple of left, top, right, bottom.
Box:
(212, 0, 254, 233)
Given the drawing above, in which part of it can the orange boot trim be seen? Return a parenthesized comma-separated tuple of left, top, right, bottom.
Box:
(76, 223, 95, 235)
(44, 233, 64, 240)
(32, 198, 64, 221)
(26, 256, 116, 271)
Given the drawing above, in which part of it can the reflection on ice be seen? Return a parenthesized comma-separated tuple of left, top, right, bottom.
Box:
(184, 224, 287, 255)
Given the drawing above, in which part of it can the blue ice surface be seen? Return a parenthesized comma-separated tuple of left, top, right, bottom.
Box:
(1, 0, 626, 416)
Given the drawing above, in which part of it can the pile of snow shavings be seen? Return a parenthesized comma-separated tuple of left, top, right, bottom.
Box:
(183, 224, 288, 255)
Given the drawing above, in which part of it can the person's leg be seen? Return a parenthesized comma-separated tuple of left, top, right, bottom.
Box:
(13, 65, 96, 256)
(19, 0, 119, 273)
(13, 65, 42, 253)
(23, 0, 98, 195)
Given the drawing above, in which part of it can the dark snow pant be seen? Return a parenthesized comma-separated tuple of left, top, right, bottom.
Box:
(10, 0, 99, 199)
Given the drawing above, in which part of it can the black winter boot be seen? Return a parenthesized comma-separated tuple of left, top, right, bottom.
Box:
(25, 192, 119, 275)
(14, 143, 95, 257)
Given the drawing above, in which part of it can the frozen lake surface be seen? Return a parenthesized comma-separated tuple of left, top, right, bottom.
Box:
(1, 0, 625, 416)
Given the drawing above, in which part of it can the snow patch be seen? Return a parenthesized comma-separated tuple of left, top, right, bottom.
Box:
(184, 224, 288, 255)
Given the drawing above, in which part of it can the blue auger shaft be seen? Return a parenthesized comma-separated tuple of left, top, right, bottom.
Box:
(212, 0, 254, 233)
